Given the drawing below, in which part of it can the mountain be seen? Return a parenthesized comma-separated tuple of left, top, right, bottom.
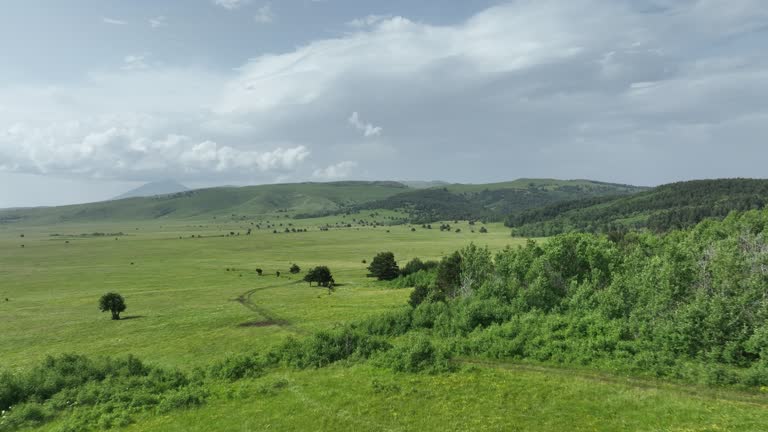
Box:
(354, 179, 647, 223)
(505, 178, 768, 236)
(115, 180, 189, 200)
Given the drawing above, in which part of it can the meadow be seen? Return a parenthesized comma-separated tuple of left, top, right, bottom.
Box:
(2, 213, 768, 431)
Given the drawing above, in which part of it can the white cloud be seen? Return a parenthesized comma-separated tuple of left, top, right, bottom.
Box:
(313, 161, 357, 180)
(0, 121, 309, 180)
(254, 3, 274, 23)
(4, 0, 768, 189)
(213, 0, 249, 10)
(348, 112, 382, 137)
(122, 55, 149, 71)
(149, 16, 167, 28)
(347, 15, 391, 28)
(102, 17, 127, 25)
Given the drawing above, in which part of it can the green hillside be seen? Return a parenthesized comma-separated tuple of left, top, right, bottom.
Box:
(356, 179, 646, 223)
(0, 181, 408, 226)
(0, 179, 646, 226)
(506, 178, 768, 236)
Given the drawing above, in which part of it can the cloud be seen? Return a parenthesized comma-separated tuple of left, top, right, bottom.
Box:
(4, 0, 768, 188)
(149, 16, 167, 28)
(122, 55, 149, 70)
(0, 121, 310, 180)
(254, 3, 274, 23)
(347, 15, 391, 28)
(213, 0, 250, 10)
(102, 17, 127, 25)
(348, 112, 382, 137)
(313, 161, 357, 180)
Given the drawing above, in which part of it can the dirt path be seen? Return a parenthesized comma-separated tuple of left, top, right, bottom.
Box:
(233, 282, 308, 334)
(460, 358, 768, 408)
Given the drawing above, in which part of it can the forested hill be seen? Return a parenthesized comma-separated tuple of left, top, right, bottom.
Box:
(352, 179, 645, 223)
(506, 178, 768, 236)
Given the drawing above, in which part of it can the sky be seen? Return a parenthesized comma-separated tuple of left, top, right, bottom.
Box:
(1, 0, 767, 207)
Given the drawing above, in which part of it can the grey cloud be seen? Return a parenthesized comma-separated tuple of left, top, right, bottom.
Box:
(2, 0, 768, 187)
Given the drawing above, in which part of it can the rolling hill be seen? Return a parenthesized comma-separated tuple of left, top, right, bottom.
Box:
(0, 181, 409, 226)
(0, 179, 647, 226)
(505, 178, 768, 236)
(353, 179, 646, 223)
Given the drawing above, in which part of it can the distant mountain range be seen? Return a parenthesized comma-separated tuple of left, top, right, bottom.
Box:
(114, 180, 189, 200)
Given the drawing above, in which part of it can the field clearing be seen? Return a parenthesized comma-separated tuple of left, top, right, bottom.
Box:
(0, 218, 522, 370)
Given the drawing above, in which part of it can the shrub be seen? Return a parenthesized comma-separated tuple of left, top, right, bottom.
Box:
(377, 335, 454, 374)
(209, 353, 266, 381)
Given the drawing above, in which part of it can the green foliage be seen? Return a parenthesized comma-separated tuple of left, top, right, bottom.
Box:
(303, 266, 333, 287)
(434, 252, 463, 300)
(367, 252, 400, 281)
(0, 354, 200, 431)
(400, 257, 438, 277)
(208, 353, 266, 381)
(376, 335, 454, 374)
(269, 327, 391, 369)
(289, 263, 301, 274)
(98, 292, 126, 320)
(387, 210, 768, 387)
(507, 179, 768, 235)
(355, 180, 644, 224)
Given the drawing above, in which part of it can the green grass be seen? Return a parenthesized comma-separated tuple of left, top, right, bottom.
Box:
(0, 218, 521, 370)
(122, 364, 768, 431)
(3, 217, 768, 431)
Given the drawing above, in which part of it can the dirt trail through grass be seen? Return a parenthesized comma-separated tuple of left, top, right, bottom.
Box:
(234, 282, 308, 334)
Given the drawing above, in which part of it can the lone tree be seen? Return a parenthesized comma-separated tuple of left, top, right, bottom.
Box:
(367, 252, 400, 281)
(304, 266, 333, 287)
(289, 263, 301, 274)
(99, 293, 127, 320)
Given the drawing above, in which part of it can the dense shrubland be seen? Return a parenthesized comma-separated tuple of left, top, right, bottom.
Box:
(399, 209, 768, 386)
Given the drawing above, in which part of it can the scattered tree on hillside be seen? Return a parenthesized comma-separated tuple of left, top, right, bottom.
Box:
(479, 226, 488, 233)
(99, 293, 127, 320)
(367, 252, 400, 281)
(256, 268, 263, 276)
(290, 263, 301, 274)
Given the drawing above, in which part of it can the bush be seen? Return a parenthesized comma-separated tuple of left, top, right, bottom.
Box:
(209, 353, 266, 381)
(270, 327, 392, 369)
(353, 307, 412, 336)
(377, 335, 454, 374)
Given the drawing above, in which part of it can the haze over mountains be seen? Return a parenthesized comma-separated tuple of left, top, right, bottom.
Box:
(114, 180, 189, 200)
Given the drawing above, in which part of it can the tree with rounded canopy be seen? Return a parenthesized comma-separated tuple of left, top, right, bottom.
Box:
(304, 266, 333, 287)
(367, 252, 400, 281)
(289, 263, 301, 274)
(99, 293, 126, 320)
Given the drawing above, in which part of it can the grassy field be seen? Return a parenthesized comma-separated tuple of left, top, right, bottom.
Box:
(3, 216, 768, 431)
(0, 217, 522, 370)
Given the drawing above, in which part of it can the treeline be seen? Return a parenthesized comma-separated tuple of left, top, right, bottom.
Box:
(353, 183, 642, 224)
(506, 178, 768, 236)
(371, 209, 768, 387)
